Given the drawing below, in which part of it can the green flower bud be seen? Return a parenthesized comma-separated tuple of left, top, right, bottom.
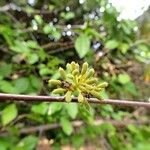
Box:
(67, 74, 74, 79)
(95, 87, 102, 92)
(52, 88, 66, 94)
(78, 92, 84, 103)
(75, 63, 79, 71)
(71, 61, 76, 70)
(86, 68, 95, 78)
(79, 85, 87, 92)
(72, 69, 79, 76)
(66, 63, 72, 72)
(65, 91, 72, 102)
(59, 67, 66, 79)
(98, 82, 108, 88)
(90, 90, 101, 100)
(86, 78, 97, 84)
(83, 84, 93, 90)
(48, 79, 61, 86)
(81, 62, 88, 75)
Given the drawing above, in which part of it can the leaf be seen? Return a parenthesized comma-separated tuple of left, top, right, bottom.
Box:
(0, 64, 12, 78)
(34, 15, 43, 25)
(60, 117, 73, 135)
(75, 33, 90, 58)
(72, 135, 84, 149)
(121, 23, 131, 34)
(119, 43, 129, 54)
(43, 24, 52, 34)
(105, 40, 119, 49)
(0, 81, 16, 93)
(47, 103, 63, 115)
(118, 73, 131, 84)
(14, 135, 38, 150)
(52, 30, 61, 40)
(29, 75, 42, 90)
(138, 44, 149, 52)
(124, 82, 138, 96)
(127, 124, 138, 133)
(61, 12, 75, 20)
(99, 90, 109, 99)
(39, 67, 51, 76)
(10, 40, 30, 53)
(65, 103, 78, 119)
(85, 28, 104, 39)
(26, 40, 39, 49)
(2, 104, 18, 126)
(13, 77, 30, 94)
(31, 102, 49, 115)
(27, 53, 39, 64)
(0, 138, 10, 150)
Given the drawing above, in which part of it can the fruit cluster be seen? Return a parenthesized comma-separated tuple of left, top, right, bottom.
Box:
(48, 62, 108, 103)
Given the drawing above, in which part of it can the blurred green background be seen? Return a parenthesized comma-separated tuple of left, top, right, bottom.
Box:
(0, 0, 150, 149)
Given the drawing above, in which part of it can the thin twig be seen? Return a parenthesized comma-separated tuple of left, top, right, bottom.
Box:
(48, 44, 74, 54)
(41, 41, 73, 49)
(1, 119, 149, 135)
(0, 93, 150, 108)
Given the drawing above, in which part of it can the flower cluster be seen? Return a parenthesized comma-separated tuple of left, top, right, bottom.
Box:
(48, 62, 108, 103)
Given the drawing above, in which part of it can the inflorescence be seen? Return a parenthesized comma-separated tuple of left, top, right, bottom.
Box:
(48, 62, 108, 103)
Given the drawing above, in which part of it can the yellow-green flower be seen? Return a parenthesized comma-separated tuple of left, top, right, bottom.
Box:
(48, 62, 108, 103)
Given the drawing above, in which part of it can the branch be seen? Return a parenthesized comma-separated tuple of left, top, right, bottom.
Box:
(0, 93, 150, 108)
(41, 41, 73, 49)
(1, 119, 149, 135)
(48, 44, 74, 54)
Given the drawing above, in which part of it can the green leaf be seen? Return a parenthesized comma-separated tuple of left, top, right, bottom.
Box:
(138, 44, 149, 52)
(2, 104, 18, 126)
(65, 103, 78, 119)
(0, 81, 16, 93)
(61, 12, 75, 20)
(118, 73, 131, 84)
(85, 28, 104, 40)
(31, 102, 49, 115)
(0, 138, 10, 150)
(99, 90, 109, 99)
(72, 134, 84, 148)
(119, 43, 129, 54)
(105, 40, 119, 49)
(121, 22, 131, 34)
(14, 135, 38, 150)
(26, 40, 39, 49)
(13, 77, 30, 94)
(60, 117, 73, 135)
(124, 82, 138, 96)
(39, 67, 51, 76)
(34, 15, 43, 25)
(27, 53, 39, 64)
(127, 124, 138, 133)
(52, 30, 61, 40)
(43, 24, 52, 34)
(29, 75, 42, 90)
(10, 40, 30, 53)
(47, 103, 62, 115)
(75, 33, 90, 58)
(0, 64, 12, 78)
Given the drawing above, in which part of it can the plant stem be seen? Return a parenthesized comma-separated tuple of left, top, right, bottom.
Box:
(0, 93, 150, 108)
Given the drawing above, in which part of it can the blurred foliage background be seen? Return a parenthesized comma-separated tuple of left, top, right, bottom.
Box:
(0, 0, 150, 149)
